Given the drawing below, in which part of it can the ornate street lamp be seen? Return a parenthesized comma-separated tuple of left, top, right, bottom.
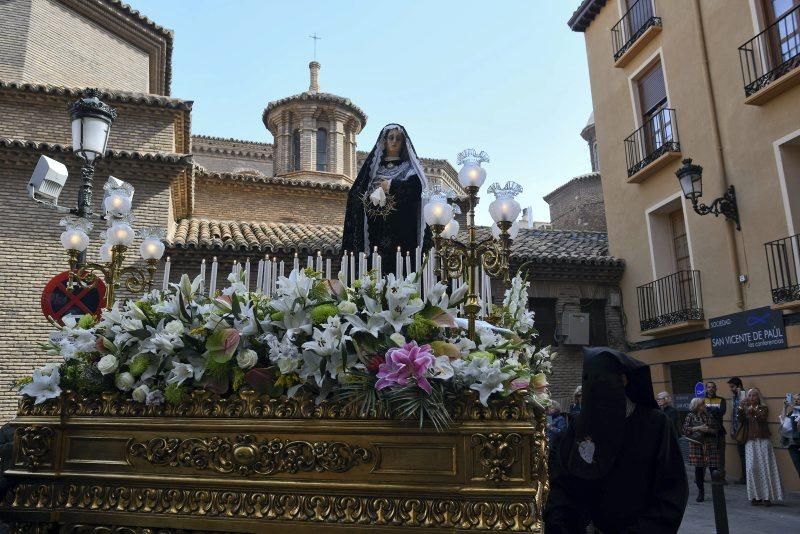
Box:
(425, 149, 522, 340)
(676, 158, 741, 230)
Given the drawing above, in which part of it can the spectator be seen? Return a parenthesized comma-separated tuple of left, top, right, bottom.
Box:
(657, 391, 680, 435)
(547, 401, 568, 445)
(737, 388, 783, 506)
(683, 397, 720, 502)
(568, 385, 582, 422)
(728, 376, 747, 484)
(779, 392, 800, 478)
(703, 381, 727, 479)
(545, 348, 687, 533)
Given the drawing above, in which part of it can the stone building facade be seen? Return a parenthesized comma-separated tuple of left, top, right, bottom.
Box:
(0, 0, 625, 419)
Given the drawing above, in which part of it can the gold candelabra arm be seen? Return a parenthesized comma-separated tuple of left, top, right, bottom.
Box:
(475, 236, 511, 282)
(436, 238, 470, 280)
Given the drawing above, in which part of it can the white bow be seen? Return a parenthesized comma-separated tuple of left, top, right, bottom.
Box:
(370, 186, 386, 207)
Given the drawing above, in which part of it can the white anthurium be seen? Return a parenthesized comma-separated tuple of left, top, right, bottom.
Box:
(379, 297, 425, 333)
(166, 361, 194, 385)
(470, 359, 513, 406)
(21, 368, 61, 405)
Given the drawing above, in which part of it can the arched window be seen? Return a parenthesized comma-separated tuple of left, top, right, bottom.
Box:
(292, 129, 301, 171)
(316, 128, 328, 172)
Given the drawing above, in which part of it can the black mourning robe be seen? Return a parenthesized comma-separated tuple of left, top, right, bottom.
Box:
(544, 348, 688, 534)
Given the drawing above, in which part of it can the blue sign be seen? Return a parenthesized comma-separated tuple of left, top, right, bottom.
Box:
(694, 382, 705, 398)
(709, 306, 787, 357)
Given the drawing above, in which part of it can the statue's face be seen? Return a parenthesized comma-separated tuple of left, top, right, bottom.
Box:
(384, 129, 404, 157)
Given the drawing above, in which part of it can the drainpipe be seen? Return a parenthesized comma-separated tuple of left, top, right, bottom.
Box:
(692, 0, 745, 309)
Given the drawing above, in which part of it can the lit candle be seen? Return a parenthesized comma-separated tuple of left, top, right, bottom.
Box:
(232, 260, 239, 280)
(371, 246, 378, 274)
(405, 251, 411, 280)
(349, 252, 355, 284)
(341, 250, 347, 283)
(316, 251, 322, 273)
(162, 256, 171, 291)
(307, 255, 313, 269)
(209, 256, 218, 296)
(263, 256, 271, 295)
(279, 260, 285, 278)
(293, 252, 299, 274)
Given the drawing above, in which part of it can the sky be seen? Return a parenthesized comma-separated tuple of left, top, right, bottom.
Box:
(127, 0, 594, 226)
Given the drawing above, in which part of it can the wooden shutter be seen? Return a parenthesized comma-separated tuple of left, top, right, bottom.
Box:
(638, 63, 667, 116)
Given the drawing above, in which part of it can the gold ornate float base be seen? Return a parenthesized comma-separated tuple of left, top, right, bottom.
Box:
(1, 391, 548, 532)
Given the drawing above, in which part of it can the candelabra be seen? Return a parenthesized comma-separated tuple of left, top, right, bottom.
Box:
(425, 150, 523, 340)
(60, 178, 165, 309)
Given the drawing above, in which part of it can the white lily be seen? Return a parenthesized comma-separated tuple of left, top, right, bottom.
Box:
(21, 368, 61, 405)
(470, 360, 513, 406)
(166, 361, 194, 385)
(379, 297, 424, 333)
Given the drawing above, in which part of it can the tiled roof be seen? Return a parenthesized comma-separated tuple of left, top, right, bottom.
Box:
(195, 169, 350, 191)
(0, 138, 192, 163)
(543, 172, 601, 203)
(0, 81, 192, 110)
(170, 218, 623, 268)
(171, 219, 343, 253)
(568, 0, 608, 32)
(263, 92, 368, 127)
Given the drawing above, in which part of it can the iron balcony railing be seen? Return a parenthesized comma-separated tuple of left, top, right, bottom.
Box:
(611, 0, 661, 62)
(624, 107, 679, 177)
(765, 233, 800, 304)
(739, 4, 800, 97)
(637, 270, 703, 332)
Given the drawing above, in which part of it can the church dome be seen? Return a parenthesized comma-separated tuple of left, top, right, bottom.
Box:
(262, 62, 366, 182)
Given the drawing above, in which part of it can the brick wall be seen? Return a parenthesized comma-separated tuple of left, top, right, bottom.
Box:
(192, 179, 349, 226)
(0, 92, 178, 154)
(0, 0, 150, 93)
(0, 147, 182, 422)
(193, 153, 274, 176)
(545, 174, 607, 232)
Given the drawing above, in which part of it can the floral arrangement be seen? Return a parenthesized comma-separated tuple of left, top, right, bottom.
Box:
(19, 268, 554, 429)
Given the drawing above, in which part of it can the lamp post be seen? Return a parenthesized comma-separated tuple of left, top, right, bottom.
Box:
(676, 158, 741, 230)
(60, 177, 164, 309)
(425, 149, 521, 340)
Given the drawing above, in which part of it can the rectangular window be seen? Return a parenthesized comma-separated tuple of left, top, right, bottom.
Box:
(764, 0, 800, 63)
(637, 62, 672, 155)
(626, 0, 654, 38)
(529, 298, 556, 347)
(580, 299, 608, 346)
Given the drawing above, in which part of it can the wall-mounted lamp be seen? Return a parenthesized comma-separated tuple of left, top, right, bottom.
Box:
(675, 158, 741, 230)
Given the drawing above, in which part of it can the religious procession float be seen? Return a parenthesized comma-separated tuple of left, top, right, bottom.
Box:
(2, 97, 551, 532)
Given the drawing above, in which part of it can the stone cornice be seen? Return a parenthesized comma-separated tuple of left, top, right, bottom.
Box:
(263, 92, 367, 132)
(0, 80, 192, 110)
(0, 138, 192, 166)
(195, 169, 350, 192)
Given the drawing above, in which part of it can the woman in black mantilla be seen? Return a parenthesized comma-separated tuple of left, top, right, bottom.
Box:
(342, 124, 431, 274)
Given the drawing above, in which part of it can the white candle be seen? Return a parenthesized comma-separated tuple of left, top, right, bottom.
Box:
(208, 256, 218, 296)
(279, 260, 285, 278)
(341, 250, 347, 283)
(349, 252, 355, 284)
(415, 247, 421, 274)
(293, 253, 299, 274)
(405, 251, 411, 280)
(244, 258, 251, 292)
(263, 257, 271, 295)
(377, 254, 382, 280)
(316, 251, 322, 273)
(232, 260, 239, 281)
(307, 255, 313, 269)
(162, 256, 171, 291)
(325, 258, 332, 280)
(199, 258, 207, 295)
(371, 246, 377, 274)
(396, 247, 402, 277)
(256, 259, 264, 294)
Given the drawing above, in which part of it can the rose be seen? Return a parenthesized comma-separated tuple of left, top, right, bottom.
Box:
(164, 319, 184, 336)
(97, 354, 119, 375)
(337, 301, 357, 315)
(236, 348, 258, 370)
(115, 372, 135, 391)
(132, 384, 150, 403)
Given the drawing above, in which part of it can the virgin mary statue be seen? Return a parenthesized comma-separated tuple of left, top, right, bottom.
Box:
(342, 124, 431, 274)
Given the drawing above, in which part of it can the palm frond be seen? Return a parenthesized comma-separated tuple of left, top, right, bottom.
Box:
(385, 383, 453, 431)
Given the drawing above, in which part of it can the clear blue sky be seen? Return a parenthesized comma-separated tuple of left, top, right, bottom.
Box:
(128, 0, 594, 225)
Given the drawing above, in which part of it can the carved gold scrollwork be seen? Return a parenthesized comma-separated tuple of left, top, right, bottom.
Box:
(16, 426, 53, 470)
(471, 432, 522, 483)
(3, 483, 540, 531)
(126, 434, 373, 476)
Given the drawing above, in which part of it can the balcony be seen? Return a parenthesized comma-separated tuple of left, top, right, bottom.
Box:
(611, 0, 662, 68)
(624, 108, 681, 183)
(637, 270, 704, 335)
(739, 4, 800, 105)
(765, 233, 800, 310)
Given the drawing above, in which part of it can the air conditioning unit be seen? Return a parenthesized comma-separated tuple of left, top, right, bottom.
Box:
(562, 311, 590, 345)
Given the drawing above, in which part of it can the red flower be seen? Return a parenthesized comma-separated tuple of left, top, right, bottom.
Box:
(366, 354, 385, 373)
